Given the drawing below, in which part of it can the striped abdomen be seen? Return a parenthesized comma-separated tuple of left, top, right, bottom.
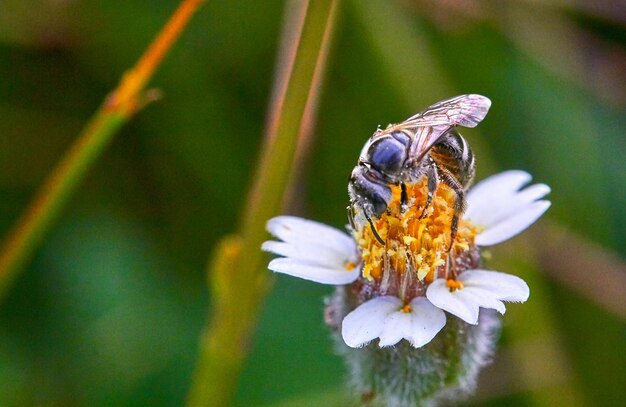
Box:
(429, 129, 475, 189)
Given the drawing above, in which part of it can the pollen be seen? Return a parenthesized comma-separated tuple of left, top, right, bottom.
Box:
(354, 178, 479, 291)
(401, 303, 412, 313)
(446, 279, 464, 291)
(345, 261, 356, 271)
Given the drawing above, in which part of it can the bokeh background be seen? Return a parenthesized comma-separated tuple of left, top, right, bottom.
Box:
(1, 0, 624, 406)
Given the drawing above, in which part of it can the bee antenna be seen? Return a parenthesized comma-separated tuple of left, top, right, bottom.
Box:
(365, 213, 385, 245)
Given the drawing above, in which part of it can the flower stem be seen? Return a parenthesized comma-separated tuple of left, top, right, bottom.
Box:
(186, 1, 339, 406)
(0, 0, 205, 300)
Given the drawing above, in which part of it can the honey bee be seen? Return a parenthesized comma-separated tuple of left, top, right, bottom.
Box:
(348, 94, 491, 246)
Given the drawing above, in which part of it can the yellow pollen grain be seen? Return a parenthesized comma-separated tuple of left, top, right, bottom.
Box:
(446, 279, 464, 291)
(417, 264, 430, 281)
(433, 256, 445, 268)
(344, 262, 356, 271)
(455, 241, 469, 251)
(401, 303, 412, 313)
(370, 263, 383, 279)
(362, 263, 374, 281)
(354, 178, 478, 283)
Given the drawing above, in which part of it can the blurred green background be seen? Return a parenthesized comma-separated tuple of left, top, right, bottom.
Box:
(1, 0, 624, 406)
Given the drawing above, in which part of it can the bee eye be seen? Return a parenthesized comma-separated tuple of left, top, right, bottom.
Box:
(368, 137, 406, 175)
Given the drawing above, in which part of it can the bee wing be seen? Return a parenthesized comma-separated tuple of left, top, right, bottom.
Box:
(399, 94, 492, 129)
(390, 94, 491, 160)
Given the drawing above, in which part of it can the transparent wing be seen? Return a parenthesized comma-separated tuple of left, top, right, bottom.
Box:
(387, 94, 491, 161)
(397, 94, 491, 130)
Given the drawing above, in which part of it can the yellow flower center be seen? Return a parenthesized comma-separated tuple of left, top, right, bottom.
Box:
(354, 178, 479, 285)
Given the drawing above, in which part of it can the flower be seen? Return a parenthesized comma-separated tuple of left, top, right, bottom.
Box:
(263, 170, 550, 348)
(426, 270, 529, 325)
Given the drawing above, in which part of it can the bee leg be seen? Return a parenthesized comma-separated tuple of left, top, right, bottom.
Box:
(400, 182, 408, 213)
(347, 205, 356, 231)
(419, 160, 438, 219)
(365, 212, 385, 245)
(438, 169, 466, 251)
(445, 252, 458, 280)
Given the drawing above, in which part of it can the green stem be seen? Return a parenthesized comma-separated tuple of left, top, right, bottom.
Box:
(186, 1, 339, 405)
(0, 0, 205, 300)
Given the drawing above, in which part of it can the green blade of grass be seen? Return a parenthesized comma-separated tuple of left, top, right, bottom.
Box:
(0, 0, 206, 300)
(186, 1, 339, 406)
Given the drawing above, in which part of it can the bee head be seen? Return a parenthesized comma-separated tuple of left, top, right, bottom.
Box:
(348, 165, 392, 218)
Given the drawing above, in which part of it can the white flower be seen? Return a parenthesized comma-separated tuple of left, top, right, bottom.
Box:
(263, 171, 550, 348)
(426, 270, 529, 325)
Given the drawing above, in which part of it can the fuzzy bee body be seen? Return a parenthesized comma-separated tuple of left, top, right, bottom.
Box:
(348, 94, 491, 245)
(428, 128, 476, 192)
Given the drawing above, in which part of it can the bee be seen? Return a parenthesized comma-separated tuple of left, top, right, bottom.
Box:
(348, 94, 491, 246)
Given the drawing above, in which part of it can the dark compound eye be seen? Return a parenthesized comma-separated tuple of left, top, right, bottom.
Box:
(367, 135, 407, 176)
(349, 166, 392, 217)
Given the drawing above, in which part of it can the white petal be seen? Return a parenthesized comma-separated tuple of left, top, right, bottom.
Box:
(472, 185, 548, 226)
(513, 183, 551, 204)
(475, 185, 550, 229)
(266, 216, 355, 258)
(465, 170, 532, 220)
(378, 310, 411, 347)
(268, 257, 359, 285)
(459, 269, 529, 302)
(466, 172, 549, 224)
(464, 171, 551, 246)
(261, 240, 351, 269)
(377, 298, 446, 348)
(405, 297, 447, 348)
(426, 279, 480, 324)
(460, 287, 506, 314)
(342, 296, 401, 348)
(474, 200, 550, 246)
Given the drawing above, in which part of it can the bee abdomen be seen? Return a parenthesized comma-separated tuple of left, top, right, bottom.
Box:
(431, 129, 475, 188)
